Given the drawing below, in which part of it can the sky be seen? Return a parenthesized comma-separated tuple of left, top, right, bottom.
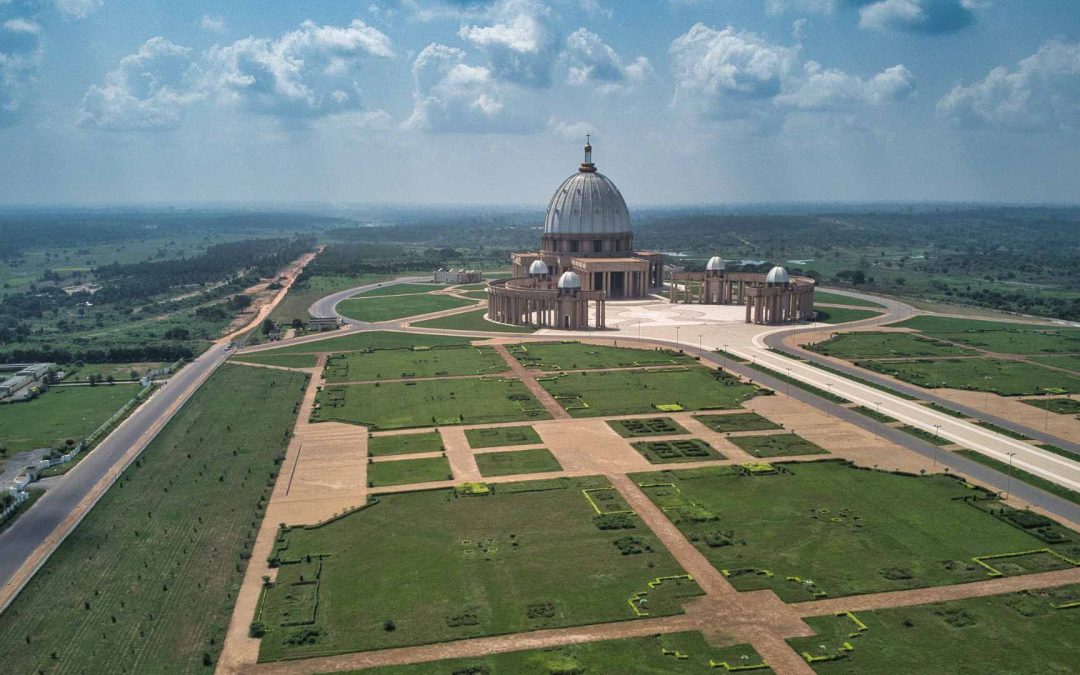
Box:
(1, 0, 1079, 207)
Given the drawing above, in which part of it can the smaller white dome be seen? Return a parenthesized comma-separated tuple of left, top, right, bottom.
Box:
(705, 256, 725, 272)
(765, 266, 790, 284)
(528, 260, 549, 275)
(557, 270, 582, 289)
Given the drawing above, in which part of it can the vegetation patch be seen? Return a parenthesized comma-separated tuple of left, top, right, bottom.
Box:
(322, 345, 506, 382)
(695, 412, 782, 433)
(249, 330, 470, 355)
(730, 433, 828, 458)
(337, 294, 477, 323)
(474, 448, 562, 477)
(856, 357, 1080, 396)
(509, 342, 695, 371)
(632, 439, 724, 464)
(956, 450, 1080, 507)
(1019, 397, 1080, 415)
(368, 456, 452, 487)
(812, 291, 885, 308)
(232, 353, 319, 369)
(813, 307, 883, 324)
(352, 283, 446, 297)
(411, 308, 535, 333)
(607, 417, 690, 437)
(0, 383, 138, 453)
(897, 425, 952, 446)
(807, 332, 977, 359)
(890, 316, 1080, 354)
(368, 431, 444, 456)
(465, 425, 542, 448)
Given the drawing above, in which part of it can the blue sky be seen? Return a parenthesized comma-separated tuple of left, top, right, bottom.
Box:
(1, 0, 1078, 206)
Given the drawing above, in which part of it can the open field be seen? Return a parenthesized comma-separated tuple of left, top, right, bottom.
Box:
(807, 332, 977, 358)
(510, 342, 694, 371)
(694, 412, 782, 433)
(812, 291, 885, 308)
(890, 316, 1080, 354)
(475, 448, 562, 476)
(323, 346, 507, 382)
(788, 585, 1080, 674)
(313, 378, 551, 429)
(368, 431, 444, 456)
(336, 294, 477, 322)
(607, 417, 690, 438)
(0, 384, 138, 452)
(465, 425, 542, 448)
(0, 365, 306, 673)
(813, 307, 883, 324)
(232, 353, 319, 369)
(411, 308, 535, 333)
(1020, 397, 1080, 415)
(1031, 354, 1080, 374)
(267, 274, 387, 327)
(62, 361, 168, 382)
(256, 477, 702, 661)
(369, 456, 452, 486)
(632, 439, 724, 464)
(242, 331, 470, 355)
(729, 433, 828, 458)
(353, 283, 446, 297)
(633, 461, 1080, 602)
(856, 357, 1080, 396)
(540, 367, 760, 418)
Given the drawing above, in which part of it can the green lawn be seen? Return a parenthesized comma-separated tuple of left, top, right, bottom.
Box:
(337, 294, 477, 322)
(266, 274, 386, 327)
(243, 330, 471, 355)
(632, 439, 724, 464)
(357, 632, 770, 674)
(856, 357, 1080, 396)
(368, 431, 445, 456)
(729, 433, 828, 458)
(369, 456, 452, 487)
(410, 308, 535, 333)
(1019, 397, 1080, 415)
(0, 365, 306, 673)
(313, 377, 552, 429)
(352, 283, 447, 297)
(540, 367, 760, 418)
(813, 307, 884, 324)
(694, 412, 782, 433)
(1031, 353, 1080, 374)
(955, 449, 1080, 507)
(812, 291, 885, 308)
(232, 353, 319, 369)
(787, 585, 1080, 674)
(474, 448, 562, 476)
(465, 425, 542, 448)
(509, 342, 695, 371)
(807, 332, 977, 358)
(0, 384, 139, 452)
(890, 316, 1080, 354)
(323, 345, 507, 382)
(632, 461, 1080, 602)
(607, 417, 690, 438)
(256, 477, 703, 661)
(898, 425, 952, 445)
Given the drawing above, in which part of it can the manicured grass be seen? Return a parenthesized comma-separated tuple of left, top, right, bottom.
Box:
(813, 307, 883, 324)
(1031, 353, 1080, 373)
(851, 405, 897, 423)
(465, 425, 542, 448)
(357, 632, 770, 674)
(891, 316, 1080, 354)
(232, 352, 319, 369)
(337, 294, 477, 322)
(542, 368, 760, 418)
(266, 273, 386, 327)
(369, 456, 452, 487)
(459, 290, 491, 300)
(787, 585, 1080, 674)
(729, 433, 828, 458)
(813, 291, 885, 308)
(632, 439, 724, 464)
(368, 431, 444, 456)
(410, 307, 535, 333)
(955, 449, 1080, 506)
(0, 384, 138, 452)
(695, 412, 782, 433)
(256, 477, 703, 661)
(744, 362, 847, 403)
(856, 357, 1080, 396)
(245, 330, 471, 355)
(0, 365, 306, 673)
(632, 461, 1080, 602)
(974, 420, 1032, 440)
(898, 425, 952, 445)
(1036, 443, 1077, 460)
(607, 417, 690, 438)
(807, 332, 977, 358)
(352, 283, 446, 297)
(475, 448, 562, 476)
(313, 377, 551, 429)
(927, 401, 969, 418)
(323, 345, 507, 382)
(510, 342, 695, 371)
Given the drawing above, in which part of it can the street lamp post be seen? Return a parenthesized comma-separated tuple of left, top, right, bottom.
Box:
(786, 367, 792, 397)
(984, 376, 992, 410)
(826, 383, 834, 416)
(933, 424, 942, 468)
(675, 326, 680, 350)
(698, 334, 703, 352)
(1005, 452, 1017, 500)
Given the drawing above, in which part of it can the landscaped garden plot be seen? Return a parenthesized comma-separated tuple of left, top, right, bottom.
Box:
(807, 332, 977, 358)
(813, 307, 882, 324)
(0, 383, 137, 452)
(856, 357, 1080, 396)
(256, 477, 703, 661)
(812, 291, 885, 308)
(956, 449, 1080, 507)
(232, 353, 319, 369)
(1020, 397, 1080, 415)
(632, 461, 1080, 602)
(369, 456, 452, 487)
(509, 341, 695, 371)
(322, 345, 507, 382)
(465, 425, 542, 448)
(633, 439, 724, 464)
(313, 378, 551, 429)
(368, 431, 444, 456)
(245, 330, 470, 355)
(0, 365, 306, 673)
(357, 632, 770, 674)
(695, 412, 782, 433)
(475, 448, 562, 476)
(541, 367, 760, 418)
(352, 283, 446, 297)
(729, 433, 827, 458)
(607, 417, 690, 438)
(787, 585, 1080, 674)
(411, 307, 535, 333)
(890, 316, 1080, 354)
(336, 294, 477, 322)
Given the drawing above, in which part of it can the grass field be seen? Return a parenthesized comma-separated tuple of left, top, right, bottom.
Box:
(632, 461, 1080, 602)
(357, 632, 769, 674)
(266, 274, 387, 327)
(353, 283, 446, 297)
(63, 361, 168, 382)
(0, 384, 138, 452)
(232, 353, 319, 369)
(1031, 353, 1080, 373)
(243, 331, 470, 355)
(1019, 397, 1080, 414)
(856, 357, 1080, 396)
(813, 307, 884, 324)
(729, 433, 828, 458)
(807, 332, 977, 358)
(0, 365, 306, 673)
(694, 412, 782, 433)
(410, 308, 535, 333)
(465, 425, 542, 448)
(475, 448, 562, 476)
(787, 585, 1080, 674)
(632, 439, 724, 464)
(323, 346, 507, 382)
(890, 316, 1080, 354)
(313, 377, 551, 429)
(955, 450, 1080, 507)
(510, 342, 694, 371)
(369, 456, 452, 486)
(336, 294, 477, 322)
(607, 417, 690, 438)
(540, 368, 760, 418)
(368, 431, 444, 456)
(813, 291, 885, 308)
(256, 477, 702, 661)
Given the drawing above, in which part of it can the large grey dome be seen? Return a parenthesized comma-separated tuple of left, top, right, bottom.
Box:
(543, 147, 630, 236)
(766, 266, 790, 284)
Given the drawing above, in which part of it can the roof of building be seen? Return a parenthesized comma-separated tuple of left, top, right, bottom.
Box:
(765, 265, 790, 284)
(528, 259, 549, 275)
(557, 270, 582, 289)
(705, 256, 725, 272)
(543, 141, 631, 236)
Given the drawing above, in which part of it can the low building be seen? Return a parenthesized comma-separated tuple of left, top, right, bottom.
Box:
(0, 362, 53, 401)
(435, 269, 482, 284)
(307, 317, 341, 332)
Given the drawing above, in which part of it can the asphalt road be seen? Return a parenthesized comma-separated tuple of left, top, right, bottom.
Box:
(308, 276, 432, 327)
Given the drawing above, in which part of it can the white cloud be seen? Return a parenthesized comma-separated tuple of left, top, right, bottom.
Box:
(857, 0, 975, 34)
(937, 38, 1080, 131)
(547, 114, 593, 140)
(765, 0, 834, 16)
(0, 16, 42, 124)
(561, 27, 650, 92)
(779, 61, 914, 109)
(53, 0, 102, 19)
(199, 15, 227, 34)
(458, 0, 559, 88)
